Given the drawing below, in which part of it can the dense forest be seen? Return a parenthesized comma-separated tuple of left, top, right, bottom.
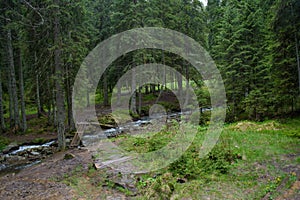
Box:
(0, 0, 299, 151)
(1, 1, 300, 199)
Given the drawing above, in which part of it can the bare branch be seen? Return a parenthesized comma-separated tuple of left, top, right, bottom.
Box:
(21, 0, 44, 27)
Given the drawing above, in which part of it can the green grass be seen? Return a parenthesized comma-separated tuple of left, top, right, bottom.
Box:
(131, 117, 300, 199)
(117, 126, 176, 153)
(0, 136, 10, 152)
(59, 116, 300, 199)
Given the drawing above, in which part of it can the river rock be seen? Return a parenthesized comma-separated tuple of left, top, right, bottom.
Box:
(17, 151, 28, 157)
(0, 163, 6, 170)
(0, 155, 5, 162)
(30, 151, 40, 156)
(66, 138, 71, 144)
(42, 149, 53, 156)
(36, 146, 43, 151)
(5, 155, 26, 163)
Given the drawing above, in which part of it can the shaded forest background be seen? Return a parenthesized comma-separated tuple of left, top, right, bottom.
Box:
(0, 0, 299, 150)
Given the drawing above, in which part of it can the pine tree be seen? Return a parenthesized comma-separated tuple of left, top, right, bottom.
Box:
(271, 0, 300, 112)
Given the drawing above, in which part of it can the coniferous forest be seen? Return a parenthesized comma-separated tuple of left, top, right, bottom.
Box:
(0, 0, 300, 199)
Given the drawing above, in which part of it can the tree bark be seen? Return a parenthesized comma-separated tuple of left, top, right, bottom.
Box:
(7, 64, 14, 128)
(36, 73, 42, 117)
(138, 87, 142, 115)
(33, 26, 42, 118)
(0, 69, 6, 132)
(7, 29, 20, 129)
(117, 73, 121, 106)
(66, 65, 75, 131)
(46, 75, 52, 125)
(103, 73, 109, 106)
(162, 50, 166, 90)
(35, 51, 42, 118)
(52, 87, 56, 125)
(170, 71, 175, 90)
(54, 1, 66, 150)
(86, 90, 90, 107)
(17, 48, 27, 132)
(295, 32, 300, 94)
(184, 62, 190, 108)
(130, 67, 137, 115)
(177, 70, 183, 100)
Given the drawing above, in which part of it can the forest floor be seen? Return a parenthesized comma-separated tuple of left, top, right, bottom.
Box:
(0, 98, 299, 199)
(0, 117, 299, 199)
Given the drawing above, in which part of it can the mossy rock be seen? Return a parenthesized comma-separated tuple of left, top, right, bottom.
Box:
(31, 138, 49, 145)
(98, 114, 117, 126)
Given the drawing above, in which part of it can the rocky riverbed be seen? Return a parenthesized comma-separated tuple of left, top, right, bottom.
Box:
(0, 140, 56, 176)
(0, 148, 91, 200)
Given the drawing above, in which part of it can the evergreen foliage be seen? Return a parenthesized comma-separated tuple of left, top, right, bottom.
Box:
(0, 0, 299, 140)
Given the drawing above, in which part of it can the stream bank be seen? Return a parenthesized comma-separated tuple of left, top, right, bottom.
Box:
(0, 140, 56, 176)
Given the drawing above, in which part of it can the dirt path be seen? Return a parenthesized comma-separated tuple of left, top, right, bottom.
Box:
(276, 181, 300, 200)
(0, 148, 91, 200)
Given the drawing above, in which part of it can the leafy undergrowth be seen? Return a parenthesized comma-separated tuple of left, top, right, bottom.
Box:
(0, 116, 56, 152)
(133, 117, 300, 199)
(26, 116, 55, 135)
(0, 136, 10, 152)
(62, 117, 300, 199)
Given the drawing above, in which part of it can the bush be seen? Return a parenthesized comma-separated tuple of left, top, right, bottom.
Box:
(169, 136, 240, 179)
(140, 173, 175, 200)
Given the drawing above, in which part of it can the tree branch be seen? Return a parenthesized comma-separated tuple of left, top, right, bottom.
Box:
(21, 0, 44, 27)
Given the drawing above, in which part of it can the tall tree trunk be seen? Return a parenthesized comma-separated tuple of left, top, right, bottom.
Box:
(54, 2, 66, 150)
(66, 65, 75, 131)
(52, 87, 56, 125)
(0, 69, 6, 132)
(131, 67, 137, 115)
(86, 90, 90, 107)
(138, 88, 142, 115)
(46, 75, 52, 125)
(117, 74, 121, 106)
(36, 73, 42, 117)
(170, 71, 175, 90)
(145, 85, 149, 94)
(7, 65, 14, 128)
(33, 28, 42, 118)
(150, 84, 155, 94)
(103, 73, 109, 106)
(162, 49, 166, 90)
(295, 33, 300, 94)
(17, 48, 27, 132)
(7, 29, 20, 129)
(184, 62, 190, 108)
(177, 70, 183, 100)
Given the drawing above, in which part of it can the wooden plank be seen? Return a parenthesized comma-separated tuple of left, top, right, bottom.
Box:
(70, 132, 79, 147)
(70, 123, 87, 147)
(94, 156, 133, 169)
